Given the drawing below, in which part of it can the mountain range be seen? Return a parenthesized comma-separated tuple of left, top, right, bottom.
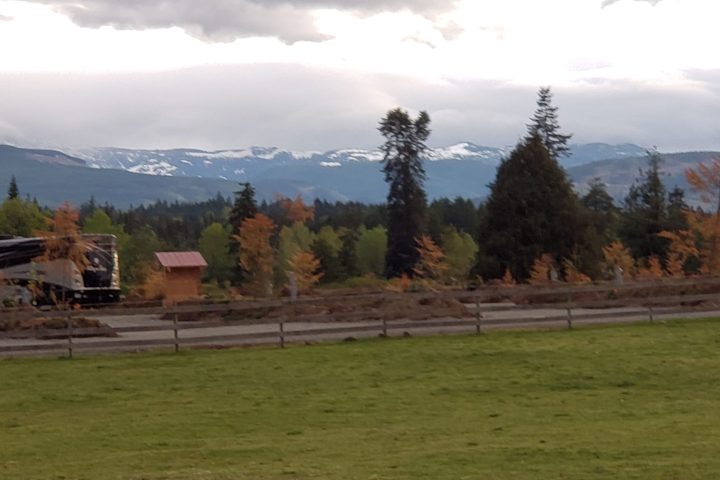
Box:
(0, 142, 717, 208)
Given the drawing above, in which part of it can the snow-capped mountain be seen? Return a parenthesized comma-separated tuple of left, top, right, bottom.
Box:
(1, 142, 660, 207)
(61, 142, 648, 203)
(72, 142, 510, 181)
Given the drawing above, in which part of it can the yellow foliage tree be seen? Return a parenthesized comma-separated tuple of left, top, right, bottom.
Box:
(657, 230, 698, 278)
(34, 202, 89, 306)
(562, 258, 592, 284)
(286, 250, 323, 294)
(385, 274, 412, 293)
(683, 210, 720, 274)
(501, 268, 516, 286)
(636, 255, 664, 280)
(685, 158, 720, 273)
(413, 235, 449, 281)
(602, 241, 634, 278)
(35, 202, 88, 269)
(140, 269, 166, 301)
(278, 194, 315, 224)
(529, 254, 554, 285)
(235, 213, 275, 298)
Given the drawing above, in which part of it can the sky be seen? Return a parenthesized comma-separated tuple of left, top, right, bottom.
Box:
(0, 0, 719, 152)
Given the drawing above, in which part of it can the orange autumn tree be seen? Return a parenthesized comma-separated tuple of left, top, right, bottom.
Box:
(529, 254, 554, 285)
(235, 213, 275, 298)
(562, 258, 591, 284)
(602, 241, 634, 278)
(34, 202, 89, 306)
(636, 255, 664, 279)
(278, 194, 315, 224)
(286, 251, 323, 294)
(685, 158, 720, 273)
(657, 230, 698, 278)
(413, 235, 449, 282)
(501, 268, 516, 287)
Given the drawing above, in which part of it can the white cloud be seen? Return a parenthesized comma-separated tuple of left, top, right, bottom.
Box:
(0, 65, 718, 152)
(17, 0, 457, 42)
(1, 0, 719, 85)
(0, 0, 719, 151)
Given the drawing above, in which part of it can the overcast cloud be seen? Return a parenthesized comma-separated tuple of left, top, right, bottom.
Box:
(25, 0, 456, 42)
(0, 65, 718, 152)
(603, 0, 664, 6)
(1, 0, 719, 152)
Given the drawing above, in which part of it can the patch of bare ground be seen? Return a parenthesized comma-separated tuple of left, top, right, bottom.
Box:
(0, 316, 116, 339)
(187, 296, 472, 323)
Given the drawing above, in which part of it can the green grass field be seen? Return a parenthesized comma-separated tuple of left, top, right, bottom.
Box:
(2, 320, 720, 479)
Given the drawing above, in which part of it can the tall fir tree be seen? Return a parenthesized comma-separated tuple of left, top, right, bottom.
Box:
(7, 175, 19, 200)
(379, 108, 430, 277)
(619, 151, 670, 260)
(666, 186, 689, 232)
(582, 177, 619, 245)
(311, 237, 342, 283)
(338, 229, 360, 278)
(228, 182, 258, 283)
(476, 133, 591, 281)
(229, 182, 258, 235)
(527, 87, 572, 158)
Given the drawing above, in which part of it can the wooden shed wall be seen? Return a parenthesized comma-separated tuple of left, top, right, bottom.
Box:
(164, 267, 203, 302)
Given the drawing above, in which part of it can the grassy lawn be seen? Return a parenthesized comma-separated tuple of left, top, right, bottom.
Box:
(2, 320, 720, 479)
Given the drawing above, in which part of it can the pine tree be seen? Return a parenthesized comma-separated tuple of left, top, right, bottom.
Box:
(527, 87, 572, 158)
(476, 134, 589, 281)
(619, 151, 670, 260)
(7, 176, 19, 200)
(338, 229, 360, 278)
(311, 237, 342, 283)
(666, 186, 689, 232)
(582, 178, 618, 244)
(228, 182, 258, 282)
(229, 183, 258, 242)
(379, 108, 430, 277)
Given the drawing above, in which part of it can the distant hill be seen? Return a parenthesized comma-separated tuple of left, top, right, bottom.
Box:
(2, 142, 716, 208)
(568, 151, 720, 204)
(0, 145, 347, 208)
(67, 142, 646, 203)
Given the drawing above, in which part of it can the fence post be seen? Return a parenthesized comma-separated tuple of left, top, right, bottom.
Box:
(475, 297, 482, 335)
(279, 319, 285, 349)
(173, 313, 179, 353)
(566, 308, 573, 330)
(648, 306, 654, 323)
(67, 313, 73, 359)
(382, 317, 388, 338)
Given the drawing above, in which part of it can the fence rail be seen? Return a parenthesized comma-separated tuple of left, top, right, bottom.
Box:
(2, 278, 720, 358)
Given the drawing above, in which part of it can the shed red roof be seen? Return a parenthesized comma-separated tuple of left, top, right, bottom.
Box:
(155, 251, 207, 268)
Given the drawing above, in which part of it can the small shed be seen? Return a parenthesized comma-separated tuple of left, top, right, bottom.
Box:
(155, 251, 207, 302)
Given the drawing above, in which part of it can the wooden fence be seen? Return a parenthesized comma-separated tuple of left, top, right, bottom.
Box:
(1, 278, 719, 358)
